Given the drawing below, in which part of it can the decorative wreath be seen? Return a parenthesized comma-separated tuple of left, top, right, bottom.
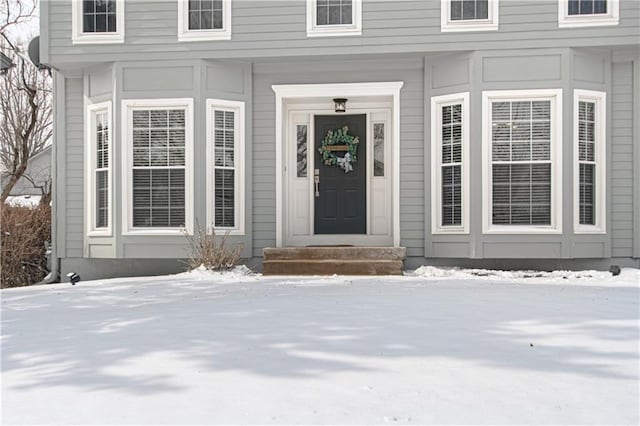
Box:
(318, 126, 360, 173)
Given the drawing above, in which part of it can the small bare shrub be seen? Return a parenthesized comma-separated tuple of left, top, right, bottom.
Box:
(184, 226, 243, 272)
(1, 204, 51, 288)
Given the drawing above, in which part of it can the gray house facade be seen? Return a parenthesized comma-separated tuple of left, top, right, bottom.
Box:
(41, 0, 640, 279)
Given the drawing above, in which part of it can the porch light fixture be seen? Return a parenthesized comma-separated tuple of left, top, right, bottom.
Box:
(333, 98, 347, 113)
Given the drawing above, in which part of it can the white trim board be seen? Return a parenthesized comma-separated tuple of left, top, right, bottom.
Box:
(306, 0, 362, 37)
(272, 82, 404, 248)
(430, 92, 470, 235)
(71, 0, 124, 44)
(558, 0, 619, 28)
(440, 0, 499, 32)
(120, 98, 194, 236)
(481, 88, 563, 235)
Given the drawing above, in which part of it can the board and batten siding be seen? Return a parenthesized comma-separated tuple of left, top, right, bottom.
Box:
(611, 61, 634, 258)
(42, 0, 639, 67)
(252, 57, 425, 258)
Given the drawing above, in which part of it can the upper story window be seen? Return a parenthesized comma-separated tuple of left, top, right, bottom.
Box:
(482, 89, 563, 234)
(558, 0, 619, 27)
(441, 0, 499, 32)
(72, 0, 124, 44)
(307, 0, 362, 37)
(178, 0, 232, 41)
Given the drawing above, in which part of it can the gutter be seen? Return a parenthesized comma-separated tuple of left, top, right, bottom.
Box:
(40, 71, 61, 284)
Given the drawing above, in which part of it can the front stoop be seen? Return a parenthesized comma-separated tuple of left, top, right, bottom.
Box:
(262, 247, 406, 276)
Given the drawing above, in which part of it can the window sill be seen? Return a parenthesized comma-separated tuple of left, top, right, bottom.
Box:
(307, 27, 362, 37)
(558, 16, 619, 28)
(483, 225, 562, 235)
(178, 30, 231, 42)
(123, 228, 191, 237)
(574, 225, 606, 234)
(441, 22, 499, 32)
(72, 33, 124, 44)
(432, 227, 469, 235)
(87, 229, 113, 237)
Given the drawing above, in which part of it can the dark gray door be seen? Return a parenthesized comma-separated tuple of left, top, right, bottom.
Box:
(314, 114, 367, 235)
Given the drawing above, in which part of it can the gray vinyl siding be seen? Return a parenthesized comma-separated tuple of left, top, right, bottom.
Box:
(42, 0, 639, 67)
(252, 57, 424, 257)
(64, 77, 84, 258)
(611, 61, 634, 258)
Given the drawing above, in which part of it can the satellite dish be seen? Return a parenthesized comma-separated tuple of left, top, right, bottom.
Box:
(28, 36, 48, 70)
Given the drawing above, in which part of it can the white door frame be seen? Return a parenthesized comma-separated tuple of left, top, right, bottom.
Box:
(272, 82, 404, 247)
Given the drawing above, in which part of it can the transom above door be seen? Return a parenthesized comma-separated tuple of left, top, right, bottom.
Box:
(284, 103, 392, 247)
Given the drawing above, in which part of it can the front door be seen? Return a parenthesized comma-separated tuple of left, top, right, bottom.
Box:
(314, 114, 367, 235)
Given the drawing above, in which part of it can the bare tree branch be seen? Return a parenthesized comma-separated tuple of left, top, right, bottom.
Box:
(0, 52, 52, 203)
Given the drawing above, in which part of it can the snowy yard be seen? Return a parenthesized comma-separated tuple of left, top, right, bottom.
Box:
(2, 268, 639, 425)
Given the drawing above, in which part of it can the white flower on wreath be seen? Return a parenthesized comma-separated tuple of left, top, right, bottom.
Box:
(336, 152, 354, 173)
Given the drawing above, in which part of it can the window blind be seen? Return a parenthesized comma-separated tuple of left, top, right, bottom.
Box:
(491, 100, 552, 225)
(441, 103, 462, 226)
(95, 110, 109, 228)
(578, 100, 596, 225)
(213, 110, 236, 228)
(131, 109, 186, 228)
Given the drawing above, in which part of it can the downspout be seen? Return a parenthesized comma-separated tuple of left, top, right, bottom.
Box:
(40, 70, 61, 284)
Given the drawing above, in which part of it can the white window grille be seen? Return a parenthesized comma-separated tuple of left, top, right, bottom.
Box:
(122, 99, 194, 235)
(482, 89, 563, 234)
(574, 90, 606, 233)
(206, 99, 245, 235)
(431, 92, 470, 234)
(441, 0, 499, 32)
(307, 0, 362, 37)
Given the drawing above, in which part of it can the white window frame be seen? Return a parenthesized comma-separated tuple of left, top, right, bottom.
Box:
(306, 0, 362, 37)
(86, 101, 113, 237)
(431, 92, 470, 234)
(71, 0, 125, 44)
(178, 0, 232, 41)
(205, 99, 245, 235)
(121, 98, 194, 236)
(441, 0, 499, 32)
(574, 89, 606, 234)
(482, 89, 563, 234)
(558, 0, 619, 28)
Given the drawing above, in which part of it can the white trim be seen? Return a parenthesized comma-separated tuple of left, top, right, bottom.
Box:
(431, 92, 470, 235)
(205, 99, 245, 235)
(272, 82, 403, 247)
(558, 0, 619, 28)
(482, 89, 563, 234)
(121, 98, 194, 236)
(71, 0, 124, 44)
(441, 0, 499, 32)
(306, 0, 362, 37)
(85, 101, 113, 237)
(178, 0, 232, 41)
(574, 89, 606, 234)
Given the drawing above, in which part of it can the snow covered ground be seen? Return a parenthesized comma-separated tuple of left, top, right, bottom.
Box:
(2, 267, 639, 425)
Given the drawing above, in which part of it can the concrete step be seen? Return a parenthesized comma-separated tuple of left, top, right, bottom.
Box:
(262, 259, 404, 276)
(263, 246, 406, 261)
